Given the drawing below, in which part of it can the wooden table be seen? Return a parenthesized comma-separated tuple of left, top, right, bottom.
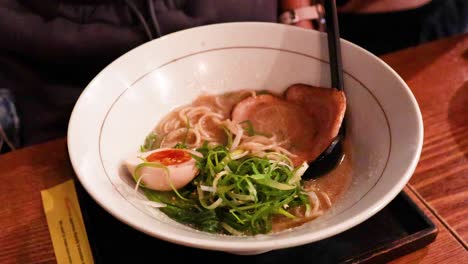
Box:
(1, 34, 467, 263)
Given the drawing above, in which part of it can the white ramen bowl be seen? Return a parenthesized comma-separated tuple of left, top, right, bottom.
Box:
(67, 22, 423, 255)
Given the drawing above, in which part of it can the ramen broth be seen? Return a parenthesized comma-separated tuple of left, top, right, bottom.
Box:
(272, 139, 352, 231)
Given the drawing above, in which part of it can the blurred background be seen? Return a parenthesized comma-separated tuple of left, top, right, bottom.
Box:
(0, 0, 467, 152)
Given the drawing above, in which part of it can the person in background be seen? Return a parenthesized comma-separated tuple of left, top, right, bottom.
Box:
(0, 0, 466, 152)
(282, 0, 468, 54)
(336, 0, 468, 55)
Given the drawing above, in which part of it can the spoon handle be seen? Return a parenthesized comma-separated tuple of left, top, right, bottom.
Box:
(324, 0, 344, 91)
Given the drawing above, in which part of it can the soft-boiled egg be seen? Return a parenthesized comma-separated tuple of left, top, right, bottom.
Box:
(124, 148, 200, 191)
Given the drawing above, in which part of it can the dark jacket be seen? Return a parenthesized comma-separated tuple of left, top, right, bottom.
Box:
(0, 0, 278, 146)
(1, 0, 466, 148)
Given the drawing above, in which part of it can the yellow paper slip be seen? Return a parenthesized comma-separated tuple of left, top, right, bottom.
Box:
(41, 179, 94, 264)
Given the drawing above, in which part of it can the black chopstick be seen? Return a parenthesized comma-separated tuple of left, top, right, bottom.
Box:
(324, 0, 346, 140)
(323, 0, 344, 91)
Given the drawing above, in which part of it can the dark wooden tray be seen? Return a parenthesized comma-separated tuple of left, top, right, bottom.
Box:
(76, 183, 437, 263)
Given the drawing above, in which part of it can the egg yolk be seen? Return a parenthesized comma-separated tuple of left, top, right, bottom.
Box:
(146, 149, 192, 166)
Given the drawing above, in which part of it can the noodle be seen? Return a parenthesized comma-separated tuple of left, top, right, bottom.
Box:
(307, 190, 321, 216)
(320, 191, 333, 209)
(154, 100, 299, 160)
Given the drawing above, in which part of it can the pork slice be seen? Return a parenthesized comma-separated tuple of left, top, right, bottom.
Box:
(193, 90, 254, 118)
(285, 84, 346, 163)
(231, 94, 318, 166)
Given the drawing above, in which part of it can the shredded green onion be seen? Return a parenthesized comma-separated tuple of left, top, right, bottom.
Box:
(140, 132, 159, 152)
(134, 144, 310, 235)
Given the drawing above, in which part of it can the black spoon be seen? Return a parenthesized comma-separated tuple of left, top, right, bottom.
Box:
(303, 0, 346, 179)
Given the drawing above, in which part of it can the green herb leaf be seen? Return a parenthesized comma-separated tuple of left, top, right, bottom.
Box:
(239, 120, 271, 137)
(140, 132, 159, 152)
(239, 120, 255, 136)
(174, 142, 187, 149)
